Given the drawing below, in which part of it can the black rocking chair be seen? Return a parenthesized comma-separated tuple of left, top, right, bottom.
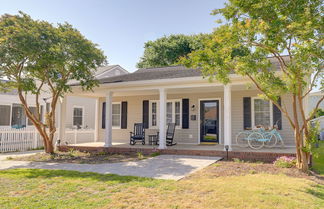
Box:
(157, 123, 177, 146)
(130, 123, 145, 145)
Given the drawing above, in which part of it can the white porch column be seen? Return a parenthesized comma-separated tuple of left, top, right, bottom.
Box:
(224, 84, 232, 151)
(58, 96, 67, 143)
(104, 91, 113, 147)
(159, 88, 167, 149)
(94, 97, 100, 142)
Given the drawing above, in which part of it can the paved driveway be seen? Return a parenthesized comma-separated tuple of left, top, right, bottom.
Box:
(0, 153, 221, 180)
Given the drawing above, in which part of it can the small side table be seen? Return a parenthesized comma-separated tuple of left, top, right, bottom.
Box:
(148, 134, 158, 145)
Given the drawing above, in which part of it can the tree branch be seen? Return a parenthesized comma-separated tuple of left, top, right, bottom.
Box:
(246, 74, 296, 129)
(307, 95, 324, 121)
(302, 70, 321, 98)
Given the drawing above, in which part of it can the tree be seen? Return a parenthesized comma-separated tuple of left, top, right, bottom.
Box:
(137, 34, 207, 68)
(0, 12, 106, 153)
(181, 0, 323, 171)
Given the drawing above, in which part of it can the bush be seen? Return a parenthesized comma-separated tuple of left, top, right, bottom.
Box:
(150, 152, 160, 157)
(274, 156, 296, 168)
(137, 152, 144, 160)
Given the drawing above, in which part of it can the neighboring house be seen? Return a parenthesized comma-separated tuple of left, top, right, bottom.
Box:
(66, 65, 128, 130)
(0, 84, 47, 128)
(309, 91, 324, 113)
(64, 57, 304, 150)
(0, 65, 128, 134)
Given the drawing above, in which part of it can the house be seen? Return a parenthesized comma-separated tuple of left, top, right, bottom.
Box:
(60, 58, 302, 152)
(0, 65, 128, 139)
(308, 91, 324, 113)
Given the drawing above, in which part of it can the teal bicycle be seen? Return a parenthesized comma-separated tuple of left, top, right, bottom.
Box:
(236, 121, 284, 150)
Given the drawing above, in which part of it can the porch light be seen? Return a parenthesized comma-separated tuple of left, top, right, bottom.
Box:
(191, 104, 196, 111)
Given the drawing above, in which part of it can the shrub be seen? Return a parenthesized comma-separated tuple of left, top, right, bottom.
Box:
(137, 152, 144, 160)
(274, 156, 296, 168)
(150, 152, 160, 157)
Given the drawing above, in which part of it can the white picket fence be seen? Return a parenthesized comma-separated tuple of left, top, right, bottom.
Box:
(0, 127, 96, 153)
(0, 127, 43, 153)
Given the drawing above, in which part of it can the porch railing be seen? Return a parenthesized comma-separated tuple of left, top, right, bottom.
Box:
(64, 128, 96, 144)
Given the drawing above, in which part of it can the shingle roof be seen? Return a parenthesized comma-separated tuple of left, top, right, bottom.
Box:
(96, 65, 202, 84)
(94, 56, 285, 85)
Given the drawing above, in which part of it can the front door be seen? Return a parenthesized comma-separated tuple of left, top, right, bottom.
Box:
(200, 100, 219, 143)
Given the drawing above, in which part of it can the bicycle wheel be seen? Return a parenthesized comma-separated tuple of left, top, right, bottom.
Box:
(264, 132, 278, 148)
(248, 132, 264, 150)
(236, 132, 249, 148)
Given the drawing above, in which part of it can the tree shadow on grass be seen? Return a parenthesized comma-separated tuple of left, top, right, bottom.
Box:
(305, 184, 324, 201)
(0, 168, 162, 184)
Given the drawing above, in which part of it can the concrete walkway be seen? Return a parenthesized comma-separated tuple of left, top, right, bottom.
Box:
(0, 152, 221, 180)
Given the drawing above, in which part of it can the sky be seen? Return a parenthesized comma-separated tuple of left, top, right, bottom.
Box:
(0, 0, 227, 72)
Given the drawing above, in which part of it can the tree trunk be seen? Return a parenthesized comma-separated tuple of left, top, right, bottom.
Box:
(44, 139, 55, 154)
(294, 130, 309, 171)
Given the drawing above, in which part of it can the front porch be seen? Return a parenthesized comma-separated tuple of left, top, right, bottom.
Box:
(58, 72, 297, 161)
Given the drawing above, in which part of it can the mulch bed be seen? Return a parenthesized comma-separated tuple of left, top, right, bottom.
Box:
(187, 160, 324, 184)
(10, 151, 149, 164)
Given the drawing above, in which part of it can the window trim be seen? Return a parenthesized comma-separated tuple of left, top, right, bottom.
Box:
(72, 106, 84, 128)
(149, 99, 182, 129)
(251, 97, 273, 128)
(0, 103, 12, 127)
(112, 102, 122, 129)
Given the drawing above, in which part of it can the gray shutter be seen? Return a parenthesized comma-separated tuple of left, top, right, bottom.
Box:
(102, 102, 106, 129)
(142, 100, 149, 129)
(121, 101, 127, 129)
(243, 97, 251, 130)
(273, 97, 282, 130)
(182, 98, 189, 129)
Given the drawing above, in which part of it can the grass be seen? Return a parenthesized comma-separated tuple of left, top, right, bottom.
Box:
(313, 141, 324, 175)
(0, 161, 323, 209)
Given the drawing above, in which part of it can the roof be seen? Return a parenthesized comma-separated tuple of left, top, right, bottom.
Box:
(93, 56, 284, 85)
(93, 65, 128, 78)
(95, 65, 202, 84)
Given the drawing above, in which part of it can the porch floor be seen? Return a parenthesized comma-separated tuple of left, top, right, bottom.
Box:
(68, 142, 296, 154)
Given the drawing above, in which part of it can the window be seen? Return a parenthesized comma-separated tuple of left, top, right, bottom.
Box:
(149, 100, 181, 128)
(46, 102, 51, 113)
(252, 98, 272, 127)
(27, 107, 37, 126)
(73, 107, 83, 127)
(175, 101, 181, 126)
(151, 102, 157, 127)
(166, 102, 173, 124)
(0, 105, 11, 126)
(112, 103, 121, 127)
(11, 104, 26, 128)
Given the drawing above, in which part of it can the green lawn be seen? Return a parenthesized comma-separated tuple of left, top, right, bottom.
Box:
(313, 141, 324, 175)
(0, 164, 323, 209)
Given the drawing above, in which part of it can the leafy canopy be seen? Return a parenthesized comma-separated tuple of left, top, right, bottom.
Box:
(0, 12, 106, 95)
(0, 12, 107, 153)
(181, 0, 323, 102)
(137, 34, 208, 69)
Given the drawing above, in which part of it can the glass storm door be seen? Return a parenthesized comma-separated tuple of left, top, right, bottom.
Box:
(200, 100, 219, 143)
